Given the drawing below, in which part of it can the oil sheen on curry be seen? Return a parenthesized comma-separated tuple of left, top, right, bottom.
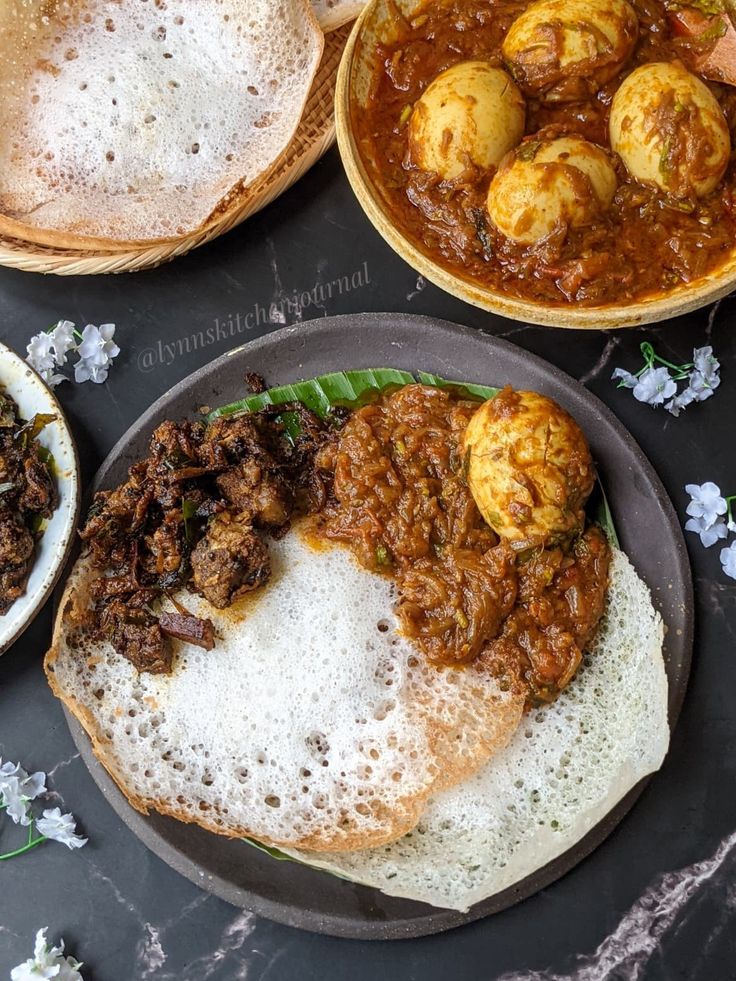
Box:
(80, 380, 609, 708)
(355, 0, 736, 305)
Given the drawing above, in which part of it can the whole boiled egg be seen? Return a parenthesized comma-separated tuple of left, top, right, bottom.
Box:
(408, 61, 525, 180)
(463, 388, 596, 547)
(486, 136, 617, 245)
(609, 61, 731, 198)
(502, 0, 638, 102)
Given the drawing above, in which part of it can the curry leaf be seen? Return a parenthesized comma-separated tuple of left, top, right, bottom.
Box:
(182, 498, 197, 545)
(670, 0, 725, 15)
(242, 837, 295, 862)
(0, 395, 15, 428)
(14, 413, 57, 447)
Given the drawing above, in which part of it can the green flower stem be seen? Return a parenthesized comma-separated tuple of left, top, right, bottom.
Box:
(0, 815, 48, 860)
(638, 341, 693, 376)
(0, 833, 48, 861)
(726, 496, 736, 525)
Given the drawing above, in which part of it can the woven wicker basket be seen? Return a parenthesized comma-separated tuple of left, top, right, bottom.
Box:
(0, 24, 350, 276)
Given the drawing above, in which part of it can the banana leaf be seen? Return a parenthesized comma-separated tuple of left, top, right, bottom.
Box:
(207, 369, 416, 421)
(243, 836, 299, 863)
(243, 837, 354, 879)
(415, 371, 500, 401)
(592, 486, 619, 548)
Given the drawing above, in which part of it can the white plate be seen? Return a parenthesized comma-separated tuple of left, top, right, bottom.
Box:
(0, 341, 80, 655)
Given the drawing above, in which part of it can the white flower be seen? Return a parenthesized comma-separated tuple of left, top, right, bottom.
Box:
(685, 482, 727, 528)
(632, 366, 677, 406)
(26, 333, 66, 388)
(74, 323, 119, 384)
(48, 321, 77, 367)
(611, 367, 638, 389)
(26, 319, 120, 386)
(36, 807, 87, 849)
(685, 345, 721, 403)
(26, 333, 54, 371)
(665, 386, 697, 417)
(720, 542, 736, 580)
(688, 368, 721, 402)
(10, 928, 83, 981)
(692, 345, 720, 383)
(0, 760, 46, 826)
(685, 514, 728, 547)
(613, 345, 721, 416)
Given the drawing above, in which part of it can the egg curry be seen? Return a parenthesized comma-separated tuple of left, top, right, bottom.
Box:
(315, 384, 609, 705)
(356, 0, 736, 304)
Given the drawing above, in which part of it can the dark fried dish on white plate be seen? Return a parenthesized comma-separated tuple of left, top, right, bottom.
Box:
(0, 341, 79, 655)
(0, 392, 57, 614)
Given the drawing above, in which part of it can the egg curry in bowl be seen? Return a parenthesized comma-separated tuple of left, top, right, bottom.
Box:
(353, 0, 736, 305)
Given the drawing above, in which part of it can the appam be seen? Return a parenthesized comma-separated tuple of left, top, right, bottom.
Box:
(0, 0, 323, 249)
(286, 547, 669, 910)
(50, 315, 691, 937)
(47, 530, 525, 852)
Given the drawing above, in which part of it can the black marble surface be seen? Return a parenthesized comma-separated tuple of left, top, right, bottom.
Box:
(1, 147, 735, 981)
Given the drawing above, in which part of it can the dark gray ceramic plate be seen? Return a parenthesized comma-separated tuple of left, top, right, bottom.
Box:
(62, 314, 693, 940)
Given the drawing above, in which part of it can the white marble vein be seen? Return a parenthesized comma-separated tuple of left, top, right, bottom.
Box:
(131, 893, 212, 979)
(497, 323, 534, 339)
(136, 923, 166, 979)
(696, 578, 736, 643)
(309, 259, 330, 318)
(88, 864, 145, 925)
(498, 830, 736, 981)
(47, 752, 81, 779)
(705, 299, 723, 343)
(266, 237, 288, 324)
(152, 911, 257, 981)
(407, 275, 427, 301)
(578, 335, 621, 386)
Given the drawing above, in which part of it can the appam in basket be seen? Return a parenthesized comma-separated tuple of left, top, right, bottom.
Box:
(0, 5, 349, 275)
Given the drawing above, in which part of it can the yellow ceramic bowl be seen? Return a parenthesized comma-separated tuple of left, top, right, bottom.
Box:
(335, 0, 736, 329)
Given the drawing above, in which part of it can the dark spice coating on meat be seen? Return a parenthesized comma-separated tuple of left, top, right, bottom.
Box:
(80, 398, 333, 673)
(158, 610, 215, 650)
(316, 385, 610, 705)
(356, 0, 736, 305)
(0, 393, 58, 615)
(99, 599, 173, 675)
(190, 512, 271, 609)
